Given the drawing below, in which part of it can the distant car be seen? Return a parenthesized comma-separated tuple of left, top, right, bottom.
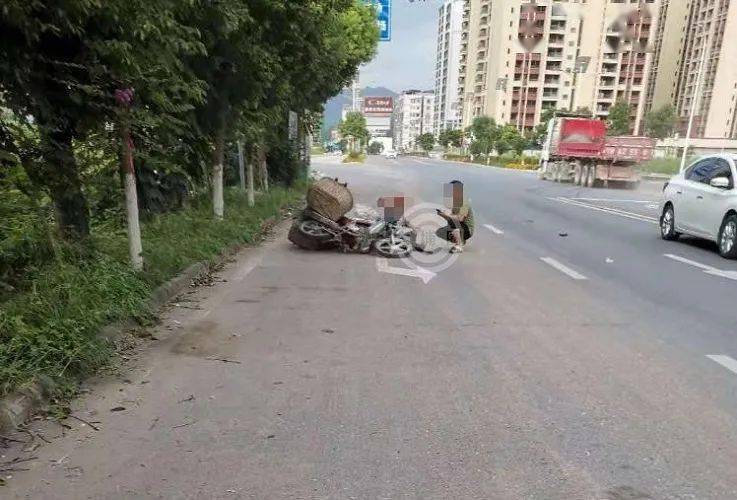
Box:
(384, 150, 398, 159)
(660, 154, 737, 258)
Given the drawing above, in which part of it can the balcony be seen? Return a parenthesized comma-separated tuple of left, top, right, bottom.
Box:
(550, 21, 566, 32)
(547, 48, 563, 59)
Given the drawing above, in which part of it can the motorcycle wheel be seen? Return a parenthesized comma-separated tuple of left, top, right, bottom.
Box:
(298, 219, 332, 241)
(374, 238, 413, 258)
(288, 221, 328, 250)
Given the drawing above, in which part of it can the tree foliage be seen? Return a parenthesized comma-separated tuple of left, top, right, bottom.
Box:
(415, 133, 435, 152)
(1, 0, 378, 238)
(438, 129, 464, 149)
(338, 111, 369, 151)
(467, 117, 499, 156)
(607, 101, 632, 136)
(644, 104, 677, 139)
(367, 141, 384, 154)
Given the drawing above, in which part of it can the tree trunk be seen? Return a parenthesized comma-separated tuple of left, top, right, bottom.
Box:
(237, 140, 246, 192)
(246, 145, 255, 207)
(120, 124, 143, 271)
(212, 126, 226, 219)
(258, 145, 269, 192)
(35, 123, 90, 239)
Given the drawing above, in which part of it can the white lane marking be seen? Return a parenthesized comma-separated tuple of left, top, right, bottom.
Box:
(551, 197, 658, 224)
(663, 254, 737, 281)
(569, 197, 653, 204)
(376, 258, 436, 284)
(663, 253, 716, 271)
(706, 355, 737, 375)
(540, 257, 588, 280)
(484, 223, 505, 235)
(410, 158, 432, 165)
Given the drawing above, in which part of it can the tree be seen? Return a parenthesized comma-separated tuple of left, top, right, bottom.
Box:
(367, 141, 384, 154)
(338, 112, 369, 152)
(467, 116, 500, 158)
(644, 104, 677, 139)
(496, 125, 527, 156)
(0, 0, 203, 238)
(438, 129, 464, 149)
(607, 101, 632, 135)
(415, 133, 435, 152)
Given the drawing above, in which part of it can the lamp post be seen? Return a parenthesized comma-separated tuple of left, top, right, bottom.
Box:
(680, 26, 710, 173)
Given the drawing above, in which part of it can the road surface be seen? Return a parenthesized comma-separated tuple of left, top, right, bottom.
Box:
(4, 155, 737, 499)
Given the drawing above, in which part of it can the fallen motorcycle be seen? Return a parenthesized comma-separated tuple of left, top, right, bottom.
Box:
(288, 177, 415, 258)
(288, 208, 415, 258)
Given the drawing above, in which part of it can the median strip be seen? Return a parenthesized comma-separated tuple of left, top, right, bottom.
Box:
(540, 257, 588, 280)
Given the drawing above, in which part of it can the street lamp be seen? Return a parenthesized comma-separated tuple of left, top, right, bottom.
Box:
(680, 26, 711, 173)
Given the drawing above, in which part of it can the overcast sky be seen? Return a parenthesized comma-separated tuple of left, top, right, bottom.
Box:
(359, 0, 440, 93)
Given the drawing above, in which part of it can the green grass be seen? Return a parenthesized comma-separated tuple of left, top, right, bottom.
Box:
(637, 158, 680, 175)
(342, 151, 365, 163)
(0, 186, 304, 397)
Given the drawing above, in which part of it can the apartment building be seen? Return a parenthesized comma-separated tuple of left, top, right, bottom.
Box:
(433, 0, 465, 135)
(647, 0, 737, 138)
(393, 90, 435, 151)
(458, 0, 661, 134)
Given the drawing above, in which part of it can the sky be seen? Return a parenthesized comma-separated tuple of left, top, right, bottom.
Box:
(359, 0, 441, 93)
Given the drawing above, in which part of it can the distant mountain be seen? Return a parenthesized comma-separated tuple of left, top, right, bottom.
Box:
(321, 86, 397, 141)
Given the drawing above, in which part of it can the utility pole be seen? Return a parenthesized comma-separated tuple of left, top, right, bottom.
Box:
(680, 27, 710, 173)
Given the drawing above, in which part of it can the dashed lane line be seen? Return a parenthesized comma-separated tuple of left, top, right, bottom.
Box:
(484, 223, 505, 235)
(707, 355, 737, 375)
(540, 257, 588, 281)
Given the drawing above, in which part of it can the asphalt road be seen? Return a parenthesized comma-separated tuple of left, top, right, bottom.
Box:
(4, 155, 737, 499)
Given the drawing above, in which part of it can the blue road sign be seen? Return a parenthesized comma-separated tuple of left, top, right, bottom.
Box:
(366, 0, 391, 42)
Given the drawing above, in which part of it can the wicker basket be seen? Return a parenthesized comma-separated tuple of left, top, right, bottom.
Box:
(307, 177, 354, 221)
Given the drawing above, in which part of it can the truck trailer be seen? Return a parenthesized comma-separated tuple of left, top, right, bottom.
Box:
(539, 116, 655, 189)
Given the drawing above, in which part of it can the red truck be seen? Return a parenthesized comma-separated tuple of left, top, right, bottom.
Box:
(539, 116, 655, 188)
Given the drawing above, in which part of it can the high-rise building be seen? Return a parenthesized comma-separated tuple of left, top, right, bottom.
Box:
(433, 0, 465, 135)
(458, 0, 661, 134)
(647, 0, 737, 138)
(393, 90, 435, 152)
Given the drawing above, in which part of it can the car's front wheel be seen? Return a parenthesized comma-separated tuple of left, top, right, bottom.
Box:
(718, 214, 737, 259)
(660, 204, 679, 241)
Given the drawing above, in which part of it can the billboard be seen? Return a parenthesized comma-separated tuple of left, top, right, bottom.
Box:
(364, 97, 394, 115)
(366, 0, 391, 42)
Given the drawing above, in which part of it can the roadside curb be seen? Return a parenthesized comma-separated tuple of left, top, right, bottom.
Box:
(640, 172, 671, 181)
(0, 214, 286, 433)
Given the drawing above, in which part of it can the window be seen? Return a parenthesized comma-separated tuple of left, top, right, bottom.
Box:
(685, 159, 719, 184)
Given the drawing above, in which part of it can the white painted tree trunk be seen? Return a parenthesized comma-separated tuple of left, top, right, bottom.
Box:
(237, 140, 246, 192)
(213, 162, 224, 219)
(124, 171, 143, 271)
(120, 128, 143, 271)
(213, 130, 225, 219)
(246, 147, 255, 207)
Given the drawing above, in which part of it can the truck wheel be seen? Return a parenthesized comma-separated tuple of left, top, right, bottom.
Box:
(585, 165, 595, 188)
(573, 162, 583, 185)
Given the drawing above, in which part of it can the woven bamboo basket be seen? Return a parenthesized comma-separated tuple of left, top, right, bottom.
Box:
(307, 177, 353, 221)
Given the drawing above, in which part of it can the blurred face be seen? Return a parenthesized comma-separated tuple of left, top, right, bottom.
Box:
(444, 183, 463, 209)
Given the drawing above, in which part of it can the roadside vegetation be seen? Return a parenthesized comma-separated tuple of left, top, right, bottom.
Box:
(637, 157, 688, 176)
(0, 0, 378, 397)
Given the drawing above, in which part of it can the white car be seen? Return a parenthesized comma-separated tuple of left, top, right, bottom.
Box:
(384, 150, 398, 159)
(660, 154, 737, 258)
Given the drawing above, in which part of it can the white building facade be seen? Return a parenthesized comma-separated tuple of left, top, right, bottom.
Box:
(393, 90, 435, 152)
(433, 0, 465, 135)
